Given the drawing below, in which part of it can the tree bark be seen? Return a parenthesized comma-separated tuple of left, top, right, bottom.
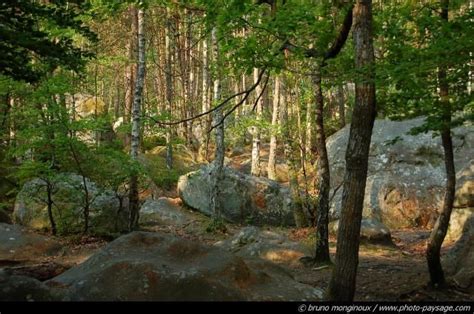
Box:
(337, 85, 346, 129)
(128, 7, 146, 231)
(327, 0, 376, 301)
(267, 75, 280, 180)
(124, 6, 138, 148)
(165, 7, 173, 170)
(251, 68, 262, 177)
(426, 0, 455, 288)
(210, 27, 224, 221)
(281, 79, 307, 228)
(312, 68, 331, 265)
(198, 34, 210, 162)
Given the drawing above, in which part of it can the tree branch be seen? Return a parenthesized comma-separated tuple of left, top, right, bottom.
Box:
(149, 67, 267, 126)
(209, 72, 270, 133)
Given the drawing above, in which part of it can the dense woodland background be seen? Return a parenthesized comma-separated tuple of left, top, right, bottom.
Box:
(0, 0, 473, 302)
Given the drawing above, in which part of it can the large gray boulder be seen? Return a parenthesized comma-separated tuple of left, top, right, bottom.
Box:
(331, 218, 392, 245)
(0, 223, 63, 262)
(13, 174, 129, 235)
(328, 117, 473, 229)
(0, 270, 56, 301)
(178, 164, 295, 226)
(139, 198, 192, 226)
(47, 231, 323, 301)
(446, 215, 474, 292)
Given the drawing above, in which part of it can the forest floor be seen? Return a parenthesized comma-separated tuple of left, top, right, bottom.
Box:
(4, 145, 472, 301)
(9, 215, 473, 301)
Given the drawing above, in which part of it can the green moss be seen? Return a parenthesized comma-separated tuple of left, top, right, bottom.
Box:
(205, 218, 227, 234)
(143, 151, 197, 190)
(414, 145, 443, 166)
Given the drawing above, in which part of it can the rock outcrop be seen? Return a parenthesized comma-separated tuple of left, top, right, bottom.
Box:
(0, 271, 55, 301)
(214, 226, 309, 265)
(13, 174, 128, 235)
(178, 164, 295, 226)
(47, 231, 323, 301)
(327, 117, 473, 230)
(139, 198, 192, 226)
(331, 218, 393, 245)
(446, 215, 474, 292)
(0, 223, 63, 262)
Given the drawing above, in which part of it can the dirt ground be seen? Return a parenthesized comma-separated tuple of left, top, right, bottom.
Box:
(289, 228, 473, 301)
(7, 218, 472, 302)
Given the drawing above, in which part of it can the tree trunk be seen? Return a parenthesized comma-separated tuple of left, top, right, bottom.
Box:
(337, 85, 346, 129)
(281, 79, 307, 228)
(312, 68, 331, 265)
(210, 27, 224, 221)
(129, 7, 146, 231)
(426, 0, 455, 288)
(124, 6, 138, 148)
(165, 7, 173, 170)
(327, 0, 376, 301)
(267, 75, 280, 180)
(198, 34, 210, 162)
(305, 95, 314, 162)
(251, 68, 262, 177)
(45, 180, 57, 236)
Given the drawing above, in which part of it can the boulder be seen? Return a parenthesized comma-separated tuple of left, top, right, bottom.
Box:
(328, 117, 474, 229)
(13, 174, 129, 235)
(178, 164, 295, 226)
(0, 270, 55, 301)
(47, 231, 323, 301)
(330, 218, 393, 245)
(454, 161, 474, 208)
(139, 198, 191, 226)
(447, 207, 474, 241)
(0, 223, 63, 262)
(214, 226, 309, 265)
(446, 215, 474, 291)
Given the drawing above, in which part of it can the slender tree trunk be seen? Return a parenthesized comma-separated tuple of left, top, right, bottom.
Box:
(199, 34, 210, 162)
(165, 8, 173, 169)
(267, 76, 280, 180)
(328, 0, 376, 301)
(281, 79, 307, 227)
(251, 68, 262, 176)
(305, 96, 314, 161)
(129, 7, 146, 231)
(124, 6, 138, 148)
(337, 85, 346, 129)
(426, 0, 455, 287)
(45, 180, 57, 236)
(210, 27, 224, 221)
(312, 68, 331, 265)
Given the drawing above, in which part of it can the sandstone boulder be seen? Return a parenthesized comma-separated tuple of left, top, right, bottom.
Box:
(139, 198, 191, 226)
(446, 215, 474, 292)
(47, 231, 323, 301)
(13, 174, 128, 235)
(178, 164, 295, 226)
(0, 223, 63, 262)
(330, 218, 393, 245)
(328, 117, 473, 229)
(215, 226, 309, 265)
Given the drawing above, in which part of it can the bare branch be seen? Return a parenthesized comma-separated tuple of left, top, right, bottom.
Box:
(209, 72, 270, 133)
(149, 67, 267, 126)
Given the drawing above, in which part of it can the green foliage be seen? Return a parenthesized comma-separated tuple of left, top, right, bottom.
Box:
(376, 1, 473, 131)
(205, 218, 227, 234)
(0, 0, 97, 82)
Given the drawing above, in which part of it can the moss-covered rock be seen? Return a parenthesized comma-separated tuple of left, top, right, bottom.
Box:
(178, 164, 295, 226)
(13, 174, 129, 236)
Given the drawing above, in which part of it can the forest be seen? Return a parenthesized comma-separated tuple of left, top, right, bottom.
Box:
(0, 0, 473, 304)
